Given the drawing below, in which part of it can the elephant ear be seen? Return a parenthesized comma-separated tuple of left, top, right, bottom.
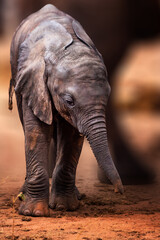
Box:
(15, 57, 52, 124)
(72, 20, 103, 60)
(15, 20, 73, 125)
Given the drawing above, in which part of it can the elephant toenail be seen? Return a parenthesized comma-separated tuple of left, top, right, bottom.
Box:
(57, 204, 65, 210)
(34, 210, 43, 216)
(24, 209, 31, 216)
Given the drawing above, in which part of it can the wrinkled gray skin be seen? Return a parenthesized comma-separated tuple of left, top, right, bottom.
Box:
(9, 4, 123, 217)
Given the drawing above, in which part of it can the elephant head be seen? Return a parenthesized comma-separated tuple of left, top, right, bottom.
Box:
(13, 10, 124, 194)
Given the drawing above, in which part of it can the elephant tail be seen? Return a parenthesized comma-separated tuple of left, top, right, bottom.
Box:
(8, 78, 14, 110)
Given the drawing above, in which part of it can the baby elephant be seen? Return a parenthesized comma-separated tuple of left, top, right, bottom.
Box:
(9, 4, 123, 216)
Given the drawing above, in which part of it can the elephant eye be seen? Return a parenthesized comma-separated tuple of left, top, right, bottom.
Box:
(62, 94, 75, 107)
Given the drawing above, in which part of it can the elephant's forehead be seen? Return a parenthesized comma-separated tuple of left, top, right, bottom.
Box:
(60, 51, 107, 83)
(54, 63, 108, 96)
(66, 82, 108, 99)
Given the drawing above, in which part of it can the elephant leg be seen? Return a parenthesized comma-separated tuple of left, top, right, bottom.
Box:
(16, 94, 27, 194)
(50, 115, 84, 211)
(19, 97, 52, 217)
(48, 127, 57, 178)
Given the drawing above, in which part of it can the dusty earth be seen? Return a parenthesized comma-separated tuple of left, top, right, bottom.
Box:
(0, 39, 160, 239)
(0, 166, 160, 240)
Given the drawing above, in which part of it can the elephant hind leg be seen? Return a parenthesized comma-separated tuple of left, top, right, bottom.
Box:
(48, 130, 57, 178)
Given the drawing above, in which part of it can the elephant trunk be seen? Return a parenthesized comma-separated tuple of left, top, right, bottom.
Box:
(80, 111, 124, 194)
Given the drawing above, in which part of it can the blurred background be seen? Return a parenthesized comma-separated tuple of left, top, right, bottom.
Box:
(0, 0, 160, 181)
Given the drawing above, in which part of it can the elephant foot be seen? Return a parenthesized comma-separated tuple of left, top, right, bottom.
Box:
(19, 196, 49, 217)
(49, 189, 80, 211)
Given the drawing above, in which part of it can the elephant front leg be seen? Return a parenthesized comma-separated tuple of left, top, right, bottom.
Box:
(19, 98, 52, 216)
(50, 116, 84, 211)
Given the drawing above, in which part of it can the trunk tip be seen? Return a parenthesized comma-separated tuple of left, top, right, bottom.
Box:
(114, 180, 124, 194)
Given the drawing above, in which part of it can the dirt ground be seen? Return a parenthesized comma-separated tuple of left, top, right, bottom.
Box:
(0, 171, 160, 240)
(0, 40, 160, 239)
